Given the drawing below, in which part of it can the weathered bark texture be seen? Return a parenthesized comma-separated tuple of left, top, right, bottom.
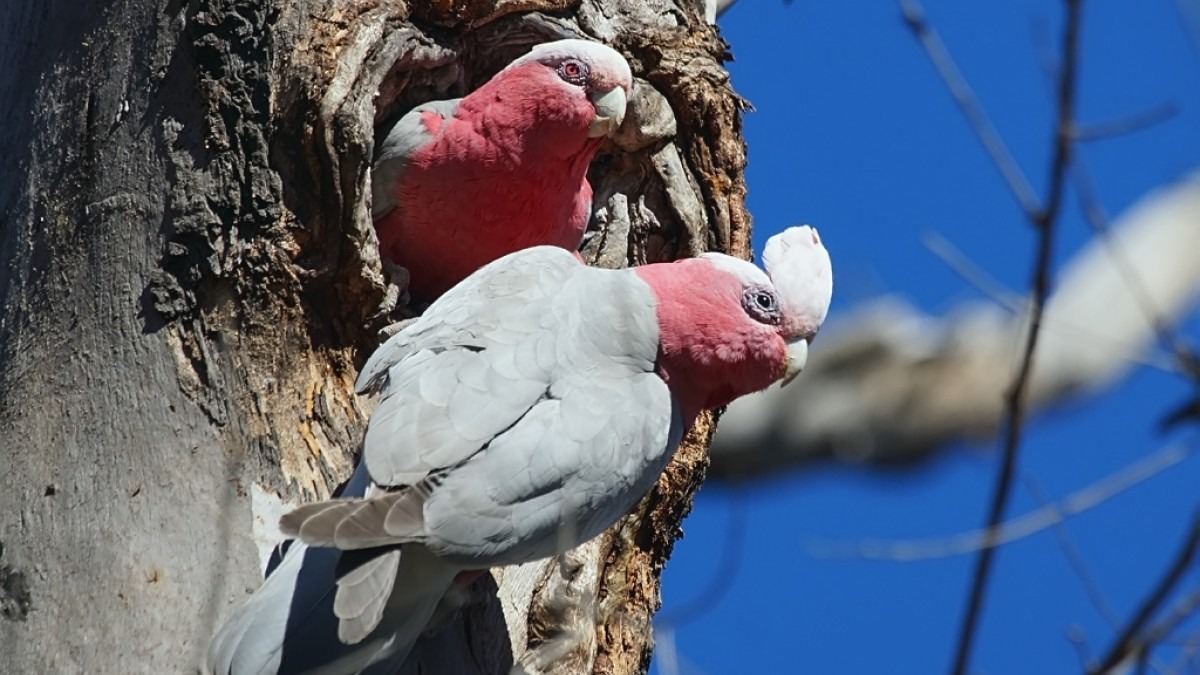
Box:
(0, 0, 748, 673)
(710, 175, 1200, 478)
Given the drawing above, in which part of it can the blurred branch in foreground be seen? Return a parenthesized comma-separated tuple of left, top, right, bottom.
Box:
(709, 174, 1200, 479)
(802, 443, 1194, 562)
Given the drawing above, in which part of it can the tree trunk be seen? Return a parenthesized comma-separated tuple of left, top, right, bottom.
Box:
(0, 0, 748, 673)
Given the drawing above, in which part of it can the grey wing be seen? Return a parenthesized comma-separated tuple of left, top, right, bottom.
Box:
(285, 248, 587, 552)
(371, 98, 461, 220)
(291, 257, 670, 561)
(416, 271, 679, 565)
(355, 246, 583, 395)
(422, 350, 681, 567)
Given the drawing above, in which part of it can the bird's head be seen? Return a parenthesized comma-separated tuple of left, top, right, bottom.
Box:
(497, 38, 633, 140)
(636, 226, 833, 423)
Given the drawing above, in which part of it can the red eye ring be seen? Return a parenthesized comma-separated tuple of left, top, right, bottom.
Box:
(557, 59, 589, 85)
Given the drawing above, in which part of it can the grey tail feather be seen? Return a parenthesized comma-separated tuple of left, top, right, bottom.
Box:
(383, 488, 427, 539)
(204, 542, 387, 674)
(333, 498, 398, 550)
(205, 538, 457, 675)
(279, 501, 348, 546)
(280, 486, 432, 552)
(280, 499, 398, 551)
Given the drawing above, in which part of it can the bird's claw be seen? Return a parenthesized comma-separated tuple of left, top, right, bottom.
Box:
(377, 317, 418, 341)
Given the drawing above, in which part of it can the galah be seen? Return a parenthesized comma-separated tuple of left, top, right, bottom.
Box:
(371, 39, 633, 301)
(205, 226, 833, 675)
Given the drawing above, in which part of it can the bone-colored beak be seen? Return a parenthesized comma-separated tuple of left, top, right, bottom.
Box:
(780, 338, 810, 387)
(587, 86, 628, 138)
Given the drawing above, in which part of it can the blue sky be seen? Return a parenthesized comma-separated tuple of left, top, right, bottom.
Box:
(655, 2, 1200, 673)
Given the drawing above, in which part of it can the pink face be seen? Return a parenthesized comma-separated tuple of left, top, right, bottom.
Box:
(500, 39, 633, 139)
(637, 226, 833, 422)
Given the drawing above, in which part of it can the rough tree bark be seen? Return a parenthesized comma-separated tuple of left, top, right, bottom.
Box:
(0, 0, 748, 673)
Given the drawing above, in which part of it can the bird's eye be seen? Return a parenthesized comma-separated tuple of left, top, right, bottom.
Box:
(557, 59, 589, 86)
(742, 286, 782, 325)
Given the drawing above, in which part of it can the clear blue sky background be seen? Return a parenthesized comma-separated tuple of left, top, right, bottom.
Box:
(654, 2, 1200, 674)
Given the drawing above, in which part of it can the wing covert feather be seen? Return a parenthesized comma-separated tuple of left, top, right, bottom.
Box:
(355, 247, 580, 394)
(371, 98, 461, 220)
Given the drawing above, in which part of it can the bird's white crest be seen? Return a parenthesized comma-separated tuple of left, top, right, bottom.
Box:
(697, 252, 772, 288)
(762, 225, 833, 336)
(504, 38, 633, 88)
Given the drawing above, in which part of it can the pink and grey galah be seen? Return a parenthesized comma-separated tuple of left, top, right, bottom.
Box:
(371, 39, 633, 301)
(204, 226, 833, 675)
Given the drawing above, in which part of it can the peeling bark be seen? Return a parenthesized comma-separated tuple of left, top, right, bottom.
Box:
(0, 0, 748, 673)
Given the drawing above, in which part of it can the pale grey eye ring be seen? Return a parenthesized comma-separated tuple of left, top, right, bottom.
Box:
(743, 286, 782, 325)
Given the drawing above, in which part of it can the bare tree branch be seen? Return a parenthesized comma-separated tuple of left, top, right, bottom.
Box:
(1164, 625, 1200, 673)
(1074, 102, 1180, 142)
(921, 231, 1024, 312)
(1091, 513, 1200, 674)
(1023, 475, 1121, 628)
(951, 1, 1082, 669)
(1143, 591, 1200, 652)
(897, 0, 1041, 218)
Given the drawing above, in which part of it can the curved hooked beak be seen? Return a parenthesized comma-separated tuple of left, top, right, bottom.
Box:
(780, 338, 810, 387)
(587, 86, 628, 138)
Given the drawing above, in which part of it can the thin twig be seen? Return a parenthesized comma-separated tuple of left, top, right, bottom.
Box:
(1142, 590, 1200, 650)
(1091, 512, 1200, 674)
(1023, 474, 1121, 627)
(1073, 102, 1180, 142)
(921, 230, 1179, 374)
(804, 444, 1193, 562)
(1164, 626, 1200, 674)
(898, 0, 1042, 218)
(1071, 164, 1160, 327)
(1176, 0, 1200, 59)
(1031, 473, 1175, 675)
(1068, 625, 1097, 672)
(921, 231, 1024, 311)
(1071, 159, 1199, 374)
(1071, 157, 1200, 432)
(947, 0, 1083, 671)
